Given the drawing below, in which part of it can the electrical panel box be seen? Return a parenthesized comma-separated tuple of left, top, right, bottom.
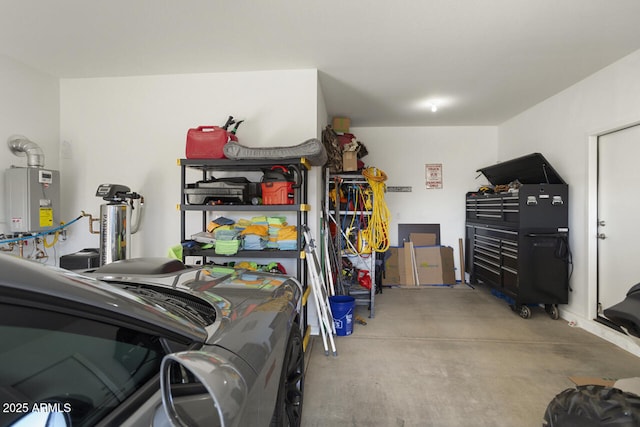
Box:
(5, 166, 60, 233)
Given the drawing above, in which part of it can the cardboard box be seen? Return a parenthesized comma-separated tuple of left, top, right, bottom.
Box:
(413, 246, 456, 285)
(332, 116, 351, 133)
(409, 233, 437, 247)
(382, 247, 401, 285)
(343, 151, 358, 172)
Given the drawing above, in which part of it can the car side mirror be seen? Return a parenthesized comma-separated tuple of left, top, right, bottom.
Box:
(159, 351, 248, 427)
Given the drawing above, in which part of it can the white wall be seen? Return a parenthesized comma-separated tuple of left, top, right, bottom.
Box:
(499, 48, 640, 355)
(349, 126, 498, 281)
(59, 69, 321, 259)
(0, 55, 60, 260)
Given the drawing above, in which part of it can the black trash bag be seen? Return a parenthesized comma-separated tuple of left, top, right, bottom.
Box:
(543, 385, 640, 427)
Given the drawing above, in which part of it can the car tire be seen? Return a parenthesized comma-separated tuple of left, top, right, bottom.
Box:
(543, 385, 640, 427)
(271, 324, 304, 427)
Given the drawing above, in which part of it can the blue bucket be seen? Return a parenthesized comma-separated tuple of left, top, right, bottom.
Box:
(329, 295, 355, 336)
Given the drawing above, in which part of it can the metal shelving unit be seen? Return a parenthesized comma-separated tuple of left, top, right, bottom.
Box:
(178, 157, 309, 267)
(178, 157, 313, 346)
(325, 171, 377, 318)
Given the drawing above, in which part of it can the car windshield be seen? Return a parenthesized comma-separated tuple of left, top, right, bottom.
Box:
(0, 304, 166, 427)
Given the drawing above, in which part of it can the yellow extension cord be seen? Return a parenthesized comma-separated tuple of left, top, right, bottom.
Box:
(43, 222, 64, 248)
(362, 167, 391, 253)
(43, 232, 59, 248)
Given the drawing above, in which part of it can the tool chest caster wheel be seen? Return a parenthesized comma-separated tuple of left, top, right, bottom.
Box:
(518, 305, 532, 319)
(545, 304, 560, 320)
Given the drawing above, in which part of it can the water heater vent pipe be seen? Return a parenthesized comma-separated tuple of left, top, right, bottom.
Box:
(7, 134, 45, 168)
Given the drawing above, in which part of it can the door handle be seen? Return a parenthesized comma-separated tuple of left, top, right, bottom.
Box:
(598, 233, 607, 240)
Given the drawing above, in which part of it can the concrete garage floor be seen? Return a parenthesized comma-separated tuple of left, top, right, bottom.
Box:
(301, 284, 640, 427)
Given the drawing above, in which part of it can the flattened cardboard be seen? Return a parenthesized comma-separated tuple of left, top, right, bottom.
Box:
(398, 244, 408, 285)
(409, 233, 437, 247)
(569, 376, 616, 387)
(398, 242, 416, 286)
(383, 247, 401, 285)
(441, 247, 456, 285)
(414, 246, 456, 285)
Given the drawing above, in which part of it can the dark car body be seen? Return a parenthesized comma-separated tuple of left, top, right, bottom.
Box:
(0, 255, 304, 426)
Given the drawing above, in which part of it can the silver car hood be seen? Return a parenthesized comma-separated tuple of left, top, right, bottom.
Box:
(92, 262, 302, 369)
(0, 254, 208, 344)
(92, 264, 294, 313)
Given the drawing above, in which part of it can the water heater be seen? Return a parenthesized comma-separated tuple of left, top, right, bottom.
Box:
(5, 166, 60, 233)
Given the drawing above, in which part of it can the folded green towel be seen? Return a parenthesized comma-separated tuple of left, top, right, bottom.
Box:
(215, 239, 241, 255)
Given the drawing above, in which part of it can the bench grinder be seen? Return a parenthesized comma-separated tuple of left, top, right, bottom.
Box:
(95, 184, 144, 266)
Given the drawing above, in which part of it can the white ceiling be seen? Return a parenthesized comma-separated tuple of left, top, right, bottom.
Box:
(2, 0, 640, 127)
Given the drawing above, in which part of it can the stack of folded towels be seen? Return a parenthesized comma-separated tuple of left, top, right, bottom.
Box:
(203, 215, 298, 254)
(240, 224, 269, 250)
(214, 225, 241, 255)
(267, 216, 288, 249)
(277, 225, 298, 250)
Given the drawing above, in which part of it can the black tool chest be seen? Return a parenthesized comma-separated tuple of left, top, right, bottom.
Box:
(465, 153, 570, 319)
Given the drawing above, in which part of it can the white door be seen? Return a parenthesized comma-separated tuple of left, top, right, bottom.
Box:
(597, 124, 640, 315)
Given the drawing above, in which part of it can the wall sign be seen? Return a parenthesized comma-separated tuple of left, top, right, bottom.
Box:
(425, 164, 443, 189)
(387, 186, 412, 192)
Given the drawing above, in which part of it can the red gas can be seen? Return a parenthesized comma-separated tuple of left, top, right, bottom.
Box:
(185, 126, 229, 159)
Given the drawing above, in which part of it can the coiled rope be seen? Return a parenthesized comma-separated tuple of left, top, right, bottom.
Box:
(362, 167, 391, 252)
